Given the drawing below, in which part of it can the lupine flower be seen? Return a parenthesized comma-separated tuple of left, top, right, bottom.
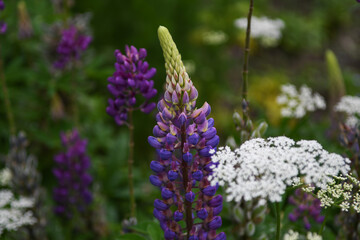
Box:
(43, 14, 92, 70)
(288, 189, 324, 230)
(0, 0, 6, 34)
(0, 189, 36, 236)
(53, 129, 92, 218)
(335, 95, 360, 127)
(106, 45, 157, 125)
(210, 137, 350, 204)
(234, 16, 285, 47)
(148, 26, 225, 240)
(53, 25, 91, 69)
(276, 84, 326, 118)
(339, 123, 360, 169)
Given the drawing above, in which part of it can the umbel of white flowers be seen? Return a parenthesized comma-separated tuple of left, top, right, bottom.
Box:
(234, 16, 285, 47)
(335, 95, 360, 127)
(209, 137, 350, 204)
(0, 190, 36, 236)
(283, 230, 322, 240)
(277, 84, 326, 118)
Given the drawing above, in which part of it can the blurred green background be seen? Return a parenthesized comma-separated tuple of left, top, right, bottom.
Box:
(0, 0, 359, 239)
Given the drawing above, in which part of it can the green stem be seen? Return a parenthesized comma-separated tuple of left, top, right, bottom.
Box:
(128, 108, 136, 218)
(319, 211, 327, 235)
(0, 45, 16, 135)
(275, 202, 281, 240)
(242, 0, 254, 102)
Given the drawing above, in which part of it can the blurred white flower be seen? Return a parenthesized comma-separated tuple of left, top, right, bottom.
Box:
(283, 230, 322, 240)
(209, 137, 350, 204)
(277, 84, 326, 118)
(334, 95, 360, 127)
(0, 169, 11, 186)
(234, 16, 285, 47)
(0, 190, 36, 236)
(202, 30, 228, 45)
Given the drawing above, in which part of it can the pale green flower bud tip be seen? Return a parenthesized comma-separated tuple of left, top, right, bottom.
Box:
(157, 25, 184, 74)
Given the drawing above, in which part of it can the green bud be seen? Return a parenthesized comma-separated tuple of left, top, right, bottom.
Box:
(257, 121, 268, 136)
(326, 49, 345, 105)
(253, 204, 267, 219)
(258, 234, 268, 240)
(250, 129, 261, 139)
(246, 119, 253, 131)
(233, 111, 242, 126)
(226, 136, 237, 149)
(241, 131, 249, 143)
(233, 205, 245, 222)
(246, 221, 255, 236)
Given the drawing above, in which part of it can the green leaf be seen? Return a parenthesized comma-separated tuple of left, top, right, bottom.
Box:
(117, 233, 147, 240)
(147, 222, 163, 240)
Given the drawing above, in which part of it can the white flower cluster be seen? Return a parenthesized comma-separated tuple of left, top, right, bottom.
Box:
(209, 137, 350, 204)
(202, 30, 228, 45)
(0, 169, 11, 186)
(283, 230, 322, 240)
(334, 95, 360, 127)
(0, 190, 36, 236)
(315, 174, 360, 213)
(277, 84, 326, 118)
(234, 16, 285, 47)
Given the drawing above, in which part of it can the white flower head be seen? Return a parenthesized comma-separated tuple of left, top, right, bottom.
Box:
(234, 16, 285, 47)
(0, 190, 36, 236)
(277, 84, 326, 118)
(210, 137, 350, 204)
(335, 95, 360, 127)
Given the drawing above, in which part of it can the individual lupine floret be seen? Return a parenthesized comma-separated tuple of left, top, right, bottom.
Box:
(106, 45, 157, 125)
(53, 129, 92, 218)
(288, 189, 324, 230)
(0, 0, 6, 34)
(148, 26, 225, 240)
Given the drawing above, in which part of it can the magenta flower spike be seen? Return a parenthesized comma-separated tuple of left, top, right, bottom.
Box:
(148, 26, 225, 240)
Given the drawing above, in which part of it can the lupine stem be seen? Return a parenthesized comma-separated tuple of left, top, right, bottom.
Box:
(275, 202, 281, 240)
(0, 45, 16, 135)
(128, 108, 136, 218)
(181, 121, 193, 239)
(242, 0, 254, 102)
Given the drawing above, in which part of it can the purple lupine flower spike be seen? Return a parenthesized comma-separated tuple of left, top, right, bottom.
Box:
(0, 0, 6, 34)
(148, 26, 225, 240)
(106, 45, 157, 125)
(53, 25, 92, 69)
(53, 129, 92, 218)
(288, 188, 324, 230)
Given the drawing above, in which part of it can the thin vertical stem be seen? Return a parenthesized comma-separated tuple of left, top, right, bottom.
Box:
(319, 211, 327, 235)
(242, 0, 254, 102)
(128, 108, 136, 218)
(0, 45, 16, 135)
(71, 67, 79, 127)
(275, 202, 281, 240)
(181, 122, 192, 239)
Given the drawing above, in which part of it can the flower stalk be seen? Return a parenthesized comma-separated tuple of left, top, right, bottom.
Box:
(128, 108, 136, 217)
(0, 45, 16, 135)
(242, 0, 254, 102)
(275, 202, 281, 240)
